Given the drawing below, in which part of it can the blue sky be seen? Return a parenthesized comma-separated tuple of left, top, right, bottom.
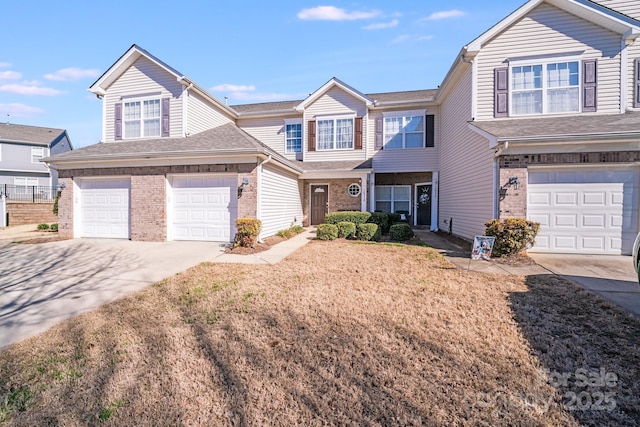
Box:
(2, 0, 525, 148)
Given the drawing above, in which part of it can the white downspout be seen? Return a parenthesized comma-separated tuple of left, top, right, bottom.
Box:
(621, 36, 628, 113)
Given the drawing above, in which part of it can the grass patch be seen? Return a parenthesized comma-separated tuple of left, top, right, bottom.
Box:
(0, 241, 638, 426)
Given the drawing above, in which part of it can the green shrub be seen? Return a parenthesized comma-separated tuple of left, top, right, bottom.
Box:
(277, 229, 293, 239)
(484, 218, 540, 257)
(356, 223, 380, 241)
(50, 223, 59, 232)
(53, 193, 59, 215)
(37, 223, 50, 230)
(324, 211, 371, 225)
(316, 224, 338, 241)
(234, 217, 262, 247)
(388, 212, 402, 224)
(389, 223, 414, 241)
(336, 221, 356, 239)
(367, 212, 390, 234)
(290, 225, 304, 234)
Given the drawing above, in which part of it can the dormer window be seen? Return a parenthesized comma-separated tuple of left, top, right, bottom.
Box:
(317, 116, 354, 150)
(124, 99, 161, 138)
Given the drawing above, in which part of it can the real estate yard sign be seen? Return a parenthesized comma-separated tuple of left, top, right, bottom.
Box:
(471, 236, 496, 260)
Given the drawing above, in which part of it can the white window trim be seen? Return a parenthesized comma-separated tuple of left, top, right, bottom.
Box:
(284, 119, 303, 153)
(31, 147, 45, 164)
(382, 110, 427, 149)
(0, 143, 2, 161)
(123, 95, 162, 139)
(347, 183, 361, 197)
(315, 114, 355, 151)
(508, 55, 582, 116)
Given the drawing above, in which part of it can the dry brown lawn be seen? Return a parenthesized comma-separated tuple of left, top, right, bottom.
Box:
(1, 240, 639, 426)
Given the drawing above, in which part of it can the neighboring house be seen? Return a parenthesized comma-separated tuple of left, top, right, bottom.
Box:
(0, 123, 73, 197)
(45, 0, 640, 256)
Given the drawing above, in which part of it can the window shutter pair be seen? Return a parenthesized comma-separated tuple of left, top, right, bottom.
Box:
(494, 67, 509, 118)
(307, 118, 363, 151)
(374, 118, 383, 150)
(113, 98, 170, 139)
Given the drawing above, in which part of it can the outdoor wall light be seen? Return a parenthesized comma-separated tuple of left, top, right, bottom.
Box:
(237, 177, 250, 198)
(508, 176, 520, 190)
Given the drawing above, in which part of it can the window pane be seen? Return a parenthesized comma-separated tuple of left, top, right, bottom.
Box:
(512, 90, 542, 115)
(124, 102, 140, 120)
(144, 118, 161, 137)
(405, 133, 424, 148)
(125, 121, 140, 138)
(394, 186, 411, 201)
(286, 123, 302, 153)
(375, 186, 391, 200)
(317, 120, 333, 150)
(385, 133, 403, 149)
(404, 116, 423, 132)
(143, 99, 160, 118)
(336, 118, 353, 149)
(375, 201, 392, 212)
(547, 87, 579, 113)
(394, 201, 410, 212)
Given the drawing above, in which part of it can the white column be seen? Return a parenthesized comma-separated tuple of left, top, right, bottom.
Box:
(431, 171, 439, 232)
(0, 195, 6, 227)
(369, 173, 375, 212)
(360, 173, 368, 212)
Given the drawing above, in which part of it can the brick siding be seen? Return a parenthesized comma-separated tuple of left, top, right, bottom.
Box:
(130, 175, 166, 241)
(58, 178, 73, 239)
(6, 202, 58, 226)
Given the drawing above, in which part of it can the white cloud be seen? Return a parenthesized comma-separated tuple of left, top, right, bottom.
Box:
(363, 19, 398, 30)
(44, 67, 100, 81)
(211, 83, 256, 92)
(0, 62, 11, 68)
(297, 6, 380, 21)
(423, 9, 465, 21)
(0, 70, 21, 80)
(0, 83, 65, 96)
(0, 103, 44, 118)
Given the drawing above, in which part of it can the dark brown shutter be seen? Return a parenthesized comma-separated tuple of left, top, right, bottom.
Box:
(634, 58, 640, 108)
(494, 67, 509, 117)
(354, 117, 363, 150)
(425, 114, 435, 147)
(162, 98, 170, 137)
(583, 59, 597, 112)
(114, 102, 122, 140)
(308, 120, 316, 152)
(374, 118, 383, 150)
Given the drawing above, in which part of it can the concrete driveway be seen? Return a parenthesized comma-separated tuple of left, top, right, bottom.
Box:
(0, 238, 226, 349)
(529, 253, 640, 317)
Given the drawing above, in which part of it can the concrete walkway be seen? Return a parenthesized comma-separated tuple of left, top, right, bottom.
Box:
(414, 229, 640, 317)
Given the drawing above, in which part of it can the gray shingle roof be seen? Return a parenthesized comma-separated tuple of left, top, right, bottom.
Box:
(469, 111, 640, 141)
(45, 123, 297, 170)
(231, 100, 300, 114)
(0, 123, 66, 145)
(295, 159, 372, 172)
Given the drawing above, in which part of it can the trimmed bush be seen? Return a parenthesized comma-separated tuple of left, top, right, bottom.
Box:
(356, 223, 380, 241)
(290, 225, 304, 234)
(316, 224, 338, 241)
(389, 223, 414, 241)
(367, 212, 390, 234)
(37, 223, 50, 230)
(50, 223, 59, 232)
(234, 217, 262, 248)
(485, 218, 540, 257)
(324, 211, 371, 225)
(388, 212, 402, 224)
(337, 221, 357, 239)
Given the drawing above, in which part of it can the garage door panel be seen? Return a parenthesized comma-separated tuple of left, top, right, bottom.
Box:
(528, 168, 638, 255)
(79, 179, 130, 239)
(171, 175, 237, 242)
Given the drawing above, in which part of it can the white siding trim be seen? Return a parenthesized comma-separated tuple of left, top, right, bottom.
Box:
(621, 37, 628, 112)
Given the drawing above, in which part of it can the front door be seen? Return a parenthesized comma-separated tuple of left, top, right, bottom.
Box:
(416, 184, 432, 226)
(311, 185, 328, 225)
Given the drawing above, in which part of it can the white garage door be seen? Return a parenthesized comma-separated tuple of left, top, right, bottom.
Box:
(79, 178, 130, 239)
(171, 175, 237, 242)
(527, 168, 638, 255)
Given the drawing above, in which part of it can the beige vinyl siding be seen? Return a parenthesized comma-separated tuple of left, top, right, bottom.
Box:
(104, 57, 183, 142)
(596, 0, 640, 20)
(304, 87, 368, 162)
(186, 92, 233, 136)
(476, 3, 622, 120)
(238, 116, 302, 160)
(626, 42, 640, 110)
(439, 68, 495, 239)
(370, 107, 440, 173)
(259, 164, 303, 238)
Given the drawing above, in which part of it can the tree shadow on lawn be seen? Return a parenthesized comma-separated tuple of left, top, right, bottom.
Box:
(510, 274, 640, 426)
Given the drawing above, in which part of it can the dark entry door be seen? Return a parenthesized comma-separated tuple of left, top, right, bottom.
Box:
(416, 184, 432, 226)
(311, 185, 328, 225)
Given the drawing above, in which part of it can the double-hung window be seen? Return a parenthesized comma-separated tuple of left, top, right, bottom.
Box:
(285, 120, 302, 153)
(375, 185, 411, 213)
(511, 58, 580, 115)
(383, 111, 425, 149)
(31, 147, 45, 163)
(317, 116, 354, 150)
(124, 98, 161, 138)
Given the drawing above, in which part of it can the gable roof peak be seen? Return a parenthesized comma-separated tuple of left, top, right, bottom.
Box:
(295, 77, 374, 111)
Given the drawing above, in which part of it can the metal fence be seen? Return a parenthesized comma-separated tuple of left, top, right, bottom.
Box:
(0, 184, 58, 203)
